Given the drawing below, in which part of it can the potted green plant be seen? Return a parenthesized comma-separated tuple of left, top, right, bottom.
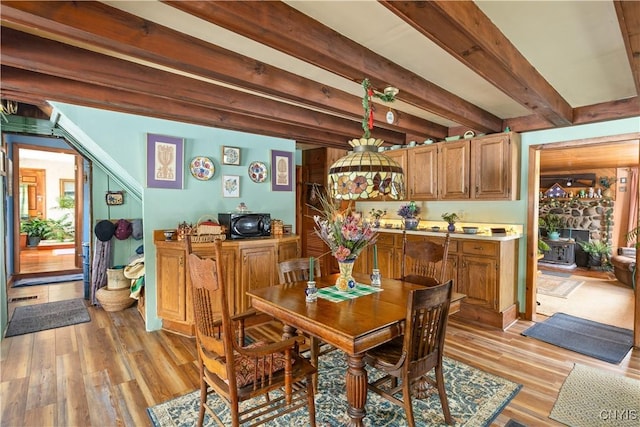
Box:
(578, 240, 612, 268)
(368, 208, 386, 228)
(441, 212, 460, 232)
(20, 217, 52, 247)
(540, 214, 563, 240)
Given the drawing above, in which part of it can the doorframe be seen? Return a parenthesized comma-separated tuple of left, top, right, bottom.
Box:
(524, 132, 640, 347)
(12, 143, 85, 275)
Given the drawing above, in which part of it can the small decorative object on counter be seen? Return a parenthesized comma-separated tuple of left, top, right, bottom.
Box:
(441, 212, 460, 232)
(236, 202, 249, 212)
(272, 219, 283, 236)
(369, 208, 386, 228)
(305, 280, 317, 302)
(163, 230, 176, 241)
(397, 201, 421, 230)
(176, 222, 193, 241)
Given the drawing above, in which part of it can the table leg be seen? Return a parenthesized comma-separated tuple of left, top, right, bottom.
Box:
(282, 324, 297, 340)
(345, 353, 367, 427)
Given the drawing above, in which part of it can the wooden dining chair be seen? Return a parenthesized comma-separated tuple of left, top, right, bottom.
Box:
(277, 257, 322, 284)
(364, 280, 454, 426)
(400, 232, 451, 287)
(278, 257, 331, 392)
(187, 239, 316, 427)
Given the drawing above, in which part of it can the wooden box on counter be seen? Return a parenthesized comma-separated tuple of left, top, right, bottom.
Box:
(154, 231, 300, 336)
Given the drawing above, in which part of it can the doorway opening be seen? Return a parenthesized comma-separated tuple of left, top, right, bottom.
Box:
(13, 145, 84, 277)
(526, 134, 639, 335)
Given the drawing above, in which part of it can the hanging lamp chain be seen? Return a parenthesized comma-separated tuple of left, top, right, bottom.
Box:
(360, 79, 398, 139)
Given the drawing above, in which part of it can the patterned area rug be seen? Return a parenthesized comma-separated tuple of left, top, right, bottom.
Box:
(551, 364, 640, 427)
(148, 350, 521, 426)
(537, 274, 584, 298)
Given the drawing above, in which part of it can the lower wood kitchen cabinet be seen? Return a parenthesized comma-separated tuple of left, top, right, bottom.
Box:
(373, 231, 519, 330)
(155, 235, 300, 336)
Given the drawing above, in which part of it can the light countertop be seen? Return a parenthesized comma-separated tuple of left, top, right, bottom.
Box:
(375, 227, 522, 241)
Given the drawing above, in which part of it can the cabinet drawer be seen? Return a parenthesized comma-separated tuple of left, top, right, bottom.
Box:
(461, 241, 497, 256)
(376, 233, 397, 246)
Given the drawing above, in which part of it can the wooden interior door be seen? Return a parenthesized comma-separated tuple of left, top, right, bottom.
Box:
(19, 168, 46, 219)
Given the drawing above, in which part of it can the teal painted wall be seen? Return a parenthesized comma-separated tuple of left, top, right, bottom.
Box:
(53, 103, 297, 331)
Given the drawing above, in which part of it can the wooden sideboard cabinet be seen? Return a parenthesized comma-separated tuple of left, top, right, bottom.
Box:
(155, 235, 300, 336)
(374, 231, 519, 330)
(455, 239, 519, 329)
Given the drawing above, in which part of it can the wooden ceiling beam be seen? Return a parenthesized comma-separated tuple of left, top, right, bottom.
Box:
(164, 0, 501, 133)
(0, 27, 404, 145)
(614, 1, 640, 94)
(0, 0, 443, 139)
(381, 1, 573, 127)
(0, 66, 354, 149)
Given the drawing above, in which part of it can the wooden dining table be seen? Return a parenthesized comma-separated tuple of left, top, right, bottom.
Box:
(247, 272, 465, 427)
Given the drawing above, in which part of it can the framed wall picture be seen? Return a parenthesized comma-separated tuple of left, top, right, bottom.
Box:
(271, 150, 293, 192)
(106, 191, 124, 205)
(147, 133, 184, 189)
(222, 175, 240, 197)
(222, 146, 241, 165)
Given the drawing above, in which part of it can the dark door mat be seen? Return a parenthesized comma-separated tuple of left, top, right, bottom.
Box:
(522, 313, 633, 364)
(13, 273, 84, 287)
(5, 298, 90, 337)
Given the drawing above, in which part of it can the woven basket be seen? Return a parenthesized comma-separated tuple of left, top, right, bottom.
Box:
(191, 215, 226, 243)
(96, 287, 135, 312)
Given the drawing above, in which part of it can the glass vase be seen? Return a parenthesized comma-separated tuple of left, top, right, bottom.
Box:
(335, 259, 356, 291)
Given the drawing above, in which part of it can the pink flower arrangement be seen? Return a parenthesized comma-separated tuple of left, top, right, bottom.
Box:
(313, 193, 377, 261)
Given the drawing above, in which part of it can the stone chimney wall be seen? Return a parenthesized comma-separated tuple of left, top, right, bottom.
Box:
(539, 198, 614, 242)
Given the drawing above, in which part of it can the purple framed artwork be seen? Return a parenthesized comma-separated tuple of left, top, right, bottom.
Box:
(147, 133, 184, 189)
(271, 150, 293, 192)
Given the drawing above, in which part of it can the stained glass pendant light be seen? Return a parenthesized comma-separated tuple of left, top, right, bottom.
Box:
(328, 79, 405, 200)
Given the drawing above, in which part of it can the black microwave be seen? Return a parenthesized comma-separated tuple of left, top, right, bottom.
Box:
(218, 213, 271, 239)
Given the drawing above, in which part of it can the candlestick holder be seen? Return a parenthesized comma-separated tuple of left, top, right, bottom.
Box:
(370, 269, 381, 286)
(305, 280, 317, 302)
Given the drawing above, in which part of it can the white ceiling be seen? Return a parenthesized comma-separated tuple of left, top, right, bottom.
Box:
(103, 0, 636, 129)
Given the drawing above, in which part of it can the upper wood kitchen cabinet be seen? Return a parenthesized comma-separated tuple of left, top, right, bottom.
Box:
(438, 140, 471, 200)
(471, 133, 520, 200)
(407, 144, 438, 200)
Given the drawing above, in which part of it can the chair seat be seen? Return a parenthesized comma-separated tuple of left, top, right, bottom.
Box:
(364, 336, 404, 368)
(234, 341, 289, 387)
(206, 352, 317, 399)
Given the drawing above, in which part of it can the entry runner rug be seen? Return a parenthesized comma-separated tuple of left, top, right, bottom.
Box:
(5, 298, 90, 337)
(13, 273, 83, 287)
(522, 313, 633, 364)
(550, 363, 640, 427)
(148, 350, 521, 426)
(536, 274, 583, 298)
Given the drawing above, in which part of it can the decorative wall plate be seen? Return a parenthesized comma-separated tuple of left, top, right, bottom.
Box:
(248, 161, 268, 183)
(190, 156, 215, 180)
(222, 146, 240, 165)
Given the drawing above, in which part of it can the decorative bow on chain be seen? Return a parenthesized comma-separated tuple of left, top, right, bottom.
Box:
(360, 78, 397, 139)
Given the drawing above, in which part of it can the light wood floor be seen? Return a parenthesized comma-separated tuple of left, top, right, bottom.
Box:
(2, 285, 639, 427)
(18, 246, 79, 275)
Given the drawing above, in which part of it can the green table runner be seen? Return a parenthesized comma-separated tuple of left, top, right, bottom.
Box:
(317, 283, 383, 303)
